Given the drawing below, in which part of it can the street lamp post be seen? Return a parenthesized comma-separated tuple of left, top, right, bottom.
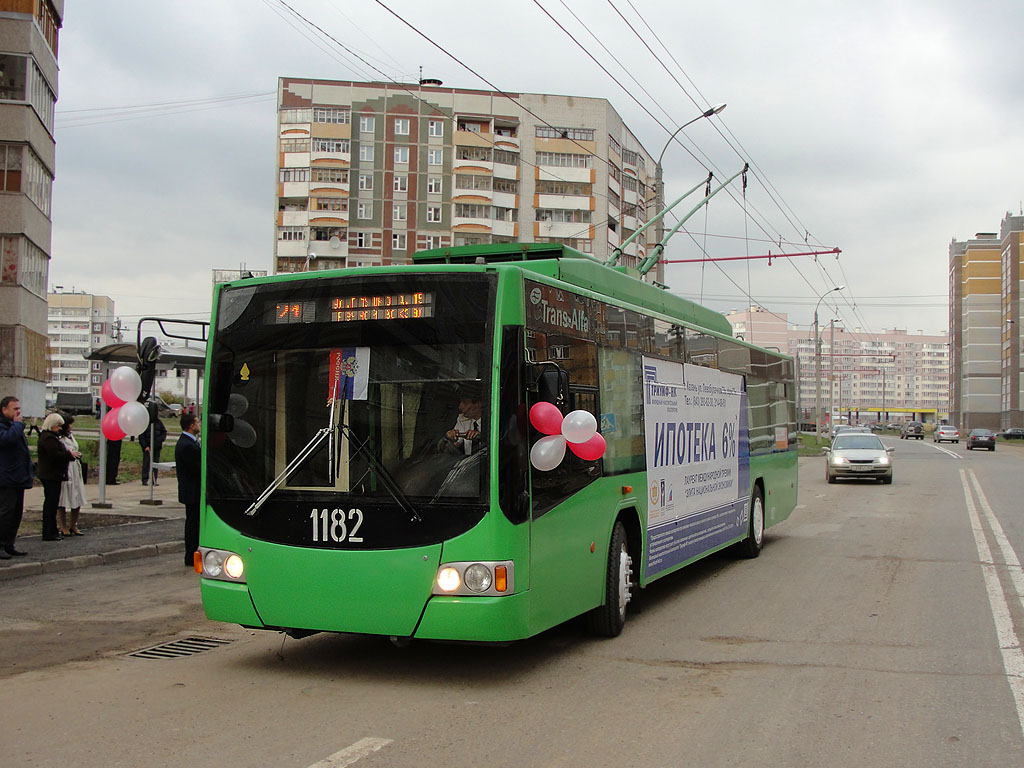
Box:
(814, 285, 844, 442)
(654, 104, 726, 282)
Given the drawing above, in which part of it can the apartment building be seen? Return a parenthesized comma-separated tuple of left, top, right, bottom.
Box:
(949, 214, 1023, 431)
(0, 0, 61, 416)
(274, 78, 656, 273)
(45, 290, 116, 405)
(725, 308, 949, 424)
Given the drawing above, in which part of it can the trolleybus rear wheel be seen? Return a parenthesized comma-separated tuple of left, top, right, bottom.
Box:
(736, 488, 765, 559)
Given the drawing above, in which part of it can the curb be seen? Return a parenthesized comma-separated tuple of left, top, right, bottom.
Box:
(0, 540, 184, 582)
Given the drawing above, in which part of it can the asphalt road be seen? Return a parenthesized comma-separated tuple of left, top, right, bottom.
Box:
(2, 437, 1023, 767)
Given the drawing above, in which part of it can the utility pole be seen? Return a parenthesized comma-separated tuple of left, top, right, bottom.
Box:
(829, 319, 836, 426)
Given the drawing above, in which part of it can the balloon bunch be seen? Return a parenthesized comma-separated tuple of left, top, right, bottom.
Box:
(528, 402, 607, 471)
(100, 366, 150, 440)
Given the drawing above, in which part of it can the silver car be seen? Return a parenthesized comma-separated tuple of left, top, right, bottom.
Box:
(824, 433, 894, 484)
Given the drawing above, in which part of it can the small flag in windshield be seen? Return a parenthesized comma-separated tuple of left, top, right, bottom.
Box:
(329, 347, 369, 402)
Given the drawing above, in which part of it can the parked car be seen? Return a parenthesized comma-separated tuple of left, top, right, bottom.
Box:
(933, 425, 960, 443)
(966, 428, 996, 451)
(900, 421, 924, 440)
(869, 423, 885, 432)
(886, 422, 901, 430)
(997, 428, 1024, 440)
(824, 432, 894, 484)
(148, 395, 182, 418)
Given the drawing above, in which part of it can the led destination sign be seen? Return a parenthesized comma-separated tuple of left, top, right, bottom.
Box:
(268, 292, 434, 325)
(331, 292, 433, 322)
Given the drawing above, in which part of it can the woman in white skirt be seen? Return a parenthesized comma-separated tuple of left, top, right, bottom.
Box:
(58, 414, 87, 536)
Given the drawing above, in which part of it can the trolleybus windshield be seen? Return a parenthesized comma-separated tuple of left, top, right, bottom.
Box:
(205, 273, 495, 549)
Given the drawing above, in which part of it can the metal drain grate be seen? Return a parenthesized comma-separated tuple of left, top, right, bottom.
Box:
(129, 636, 233, 659)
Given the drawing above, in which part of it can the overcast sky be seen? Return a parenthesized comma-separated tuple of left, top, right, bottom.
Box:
(50, 0, 1024, 339)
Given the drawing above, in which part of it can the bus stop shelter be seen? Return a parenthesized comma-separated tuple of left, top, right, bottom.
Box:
(85, 342, 206, 508)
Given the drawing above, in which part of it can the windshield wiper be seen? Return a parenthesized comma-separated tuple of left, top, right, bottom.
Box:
(244, 425, 333, 516)
(340, 423, 422, 522)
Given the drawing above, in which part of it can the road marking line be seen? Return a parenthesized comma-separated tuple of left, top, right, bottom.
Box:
(929, 443, 961, 459)
(968, 470, 1024, 612)
(307, 738, 393, 768)
(960, 469, 1024, 739)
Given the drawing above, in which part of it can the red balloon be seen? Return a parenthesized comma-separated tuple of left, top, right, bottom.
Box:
(568, 432, 606, 461)
(101, 379, 125, 408)
(529, 401, 564, 436)
(101, 407, 126, 440)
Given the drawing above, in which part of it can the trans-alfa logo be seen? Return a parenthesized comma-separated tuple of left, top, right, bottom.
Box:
(530, 287, 543, 305)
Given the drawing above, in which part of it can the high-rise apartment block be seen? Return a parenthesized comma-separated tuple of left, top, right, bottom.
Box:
(0, 0, 61, 415)
(274, 79, 656, 273)
(46, 290, 116, 405)
(949, 213, 1023, 430)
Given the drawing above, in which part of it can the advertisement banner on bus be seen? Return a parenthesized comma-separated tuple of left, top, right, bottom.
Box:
(642, 357, 751, 577)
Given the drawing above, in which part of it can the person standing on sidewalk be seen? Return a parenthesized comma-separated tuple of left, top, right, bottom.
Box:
(175, 412, 201, 567)
(0, 395, 33, 559)
(57, 415, 87, 536)
(140, 410, 167, 486)
(37, 412, 78, 541)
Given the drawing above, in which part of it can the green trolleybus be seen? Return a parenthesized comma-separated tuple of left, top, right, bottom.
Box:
(198, 243, 798, 641)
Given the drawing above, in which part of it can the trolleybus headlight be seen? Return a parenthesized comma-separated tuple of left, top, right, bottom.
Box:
(223, 554, 245, 579)
(204, 550, 224, 577)
(463, 563, 492, 593)
(437, 566, 461, 593)
(199, 547, 247, 583)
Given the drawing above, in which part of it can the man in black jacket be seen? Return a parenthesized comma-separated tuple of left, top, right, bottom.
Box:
(0, 396, 34, 558)
(175, 412, 201, 567)
(140, 412, 167, 486)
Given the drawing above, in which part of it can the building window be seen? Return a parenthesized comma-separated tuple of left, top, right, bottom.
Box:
(428, 148, 443, 166)
(392, 233, 407, 250)
(455, 174, 492, 191)
(422, 235, 440, 249)
(358, 173, 373, 191)
(313, 107, 351, 124)
(0, 234, 47, 298)
(392, 203, 407, 221)
(278, 227, 306, 241)
(493, 150, 515, 166)
(280, 108, 311, 124)
(394, 118, 410, 135)
(353, 231, 368, 248)
(312, 138, 349, 153)
(394, 174, 408, 192)
(357, 202, 373, 220)
(426, 176, 443, 194)
(279, 167, 310, 182)
(312, 168, 348, 183)
(315, 198, 346, 212)
(536, 180, 592, 195)
(426, 205, 442, 223)
(493, 178, 520, 194)
(280, 138, 310, 153)
(394, 146, 409, 164)
(456, 146, 491, 162)
(535, 126, 595, 141)
(359, 115, 375, 133)
(0, 145, 53, 217)
(428, 120, 444, 137)
(535, 151, 593, 168)
(359, 144, 375, 162)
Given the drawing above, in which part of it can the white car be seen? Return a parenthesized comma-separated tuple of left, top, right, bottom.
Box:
(933, 425, 959, 443)
(825, 433, 894, 484)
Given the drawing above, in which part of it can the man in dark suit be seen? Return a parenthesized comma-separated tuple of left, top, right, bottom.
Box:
(175, 412, 201, 567)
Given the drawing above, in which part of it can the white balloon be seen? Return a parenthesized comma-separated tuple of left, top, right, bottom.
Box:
(561, 410, 597, 444)
(117, 400, 150, 437)
(230, 419, 257, 448)
(530, 435, 566, 471)
(109, 365, 142, 403)
(227, 393, 249, 417)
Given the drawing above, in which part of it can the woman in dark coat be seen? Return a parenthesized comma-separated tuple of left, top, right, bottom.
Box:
(37, 413, 77, 541)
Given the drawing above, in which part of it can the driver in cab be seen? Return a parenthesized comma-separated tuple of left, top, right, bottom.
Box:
(441, 393, 483, 455)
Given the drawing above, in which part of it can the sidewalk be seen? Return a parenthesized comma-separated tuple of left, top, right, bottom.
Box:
(0, 474, 188, 581)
